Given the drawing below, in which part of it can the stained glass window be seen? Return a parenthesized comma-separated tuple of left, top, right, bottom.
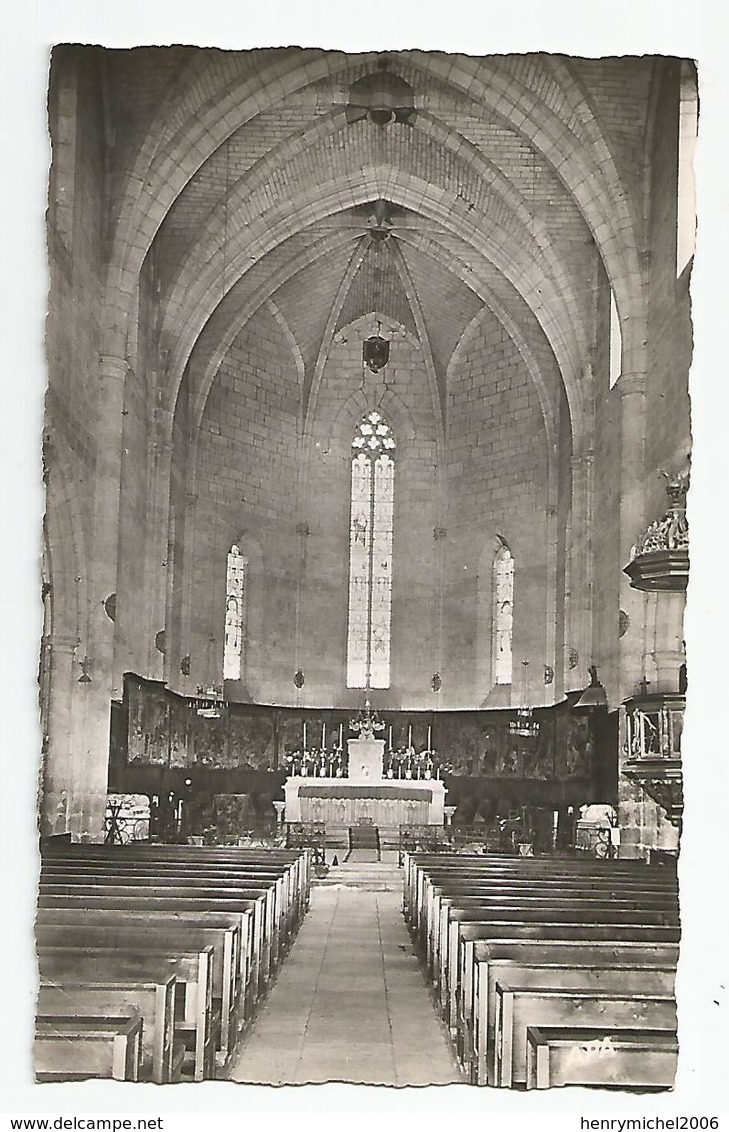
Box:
(224, 543, 248, 680)
(493, 545, 514, 685)
(346, 411, 396, 689)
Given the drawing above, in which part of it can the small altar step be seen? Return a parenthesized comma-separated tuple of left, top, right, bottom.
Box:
(314, 861, 402, 891)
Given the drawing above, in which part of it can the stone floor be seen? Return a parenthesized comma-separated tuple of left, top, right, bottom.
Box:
(228, 862, 464, 1086)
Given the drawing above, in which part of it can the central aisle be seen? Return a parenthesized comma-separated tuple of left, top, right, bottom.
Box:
(228, 861, 464, 1086)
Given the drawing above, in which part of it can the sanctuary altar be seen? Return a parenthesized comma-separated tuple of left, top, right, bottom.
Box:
(282, 734, 447, 837)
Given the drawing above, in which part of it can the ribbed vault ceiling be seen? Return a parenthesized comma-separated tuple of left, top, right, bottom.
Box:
(121, 50, 656, 442)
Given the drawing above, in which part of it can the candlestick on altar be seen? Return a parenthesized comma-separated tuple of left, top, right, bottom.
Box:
(427, 725, 432, 750)
(303, 721, 307, 750)
(322, 722, 326, 747)
(339, 722, 343, 747)
(408, 724, 412, 747)
(388, 725, 392, 749)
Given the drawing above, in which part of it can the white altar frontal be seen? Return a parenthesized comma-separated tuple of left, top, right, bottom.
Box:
(283, 737, 446, 836)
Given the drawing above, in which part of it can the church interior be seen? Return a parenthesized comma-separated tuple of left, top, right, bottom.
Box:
(36, 46, 693, 1088)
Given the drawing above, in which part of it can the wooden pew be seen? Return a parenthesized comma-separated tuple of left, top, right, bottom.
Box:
(41, 846, 309, 963)
(37, 976, 179, 1084)
(41, 862, 295, 962)
(37, 888, 263, 1006)
(36, 844, 311, 1075)
(479, 960, 675, 1086)
(437, 907, 679, 1023)
(460, 937, 679, 1084)
(38, 945, 216, 1082)
(403, 853, 675, 926)
(35, 1014, 143, 1083)
(405, 851, 670, 905)
(404, 853, 680, 1091)
(43, 845, 311, 926)
(410, 865, 677, 955)
(494, 982, 677, 1087)
(417, 873, 677, 961)
(39, 872, 274, 983)
(36, 913, 240, 1061)
(405, 857, 678, 960)
(525, 1026, 679, 1090)
(411, 869, 678, 1001)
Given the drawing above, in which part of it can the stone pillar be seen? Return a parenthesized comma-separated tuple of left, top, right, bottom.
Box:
(39, 637, 76, 837)
(617, 373, 648, 703)
(544, 460, 560, 705)
(96, 354, 129, 697)
(144, 412, 174, 681)
(77, 353, 128, 841)
(616, 372, 648, 857)
(567, 449, 594, 692)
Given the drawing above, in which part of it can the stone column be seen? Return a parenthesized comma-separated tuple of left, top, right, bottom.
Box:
(616, 372, 648, 857)
(144, 412, 174, 681)
(39, 637, 76, 837)
(77, 353, 128, 841)
(567, 449, 594, 691)
(617, 373, 648, 702)
(544, 460, 560, 705)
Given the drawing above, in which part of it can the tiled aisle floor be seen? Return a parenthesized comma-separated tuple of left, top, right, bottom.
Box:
(228, 866, 464, 1086)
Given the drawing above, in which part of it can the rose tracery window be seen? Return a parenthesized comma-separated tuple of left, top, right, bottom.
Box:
(346, 411, 396, 689)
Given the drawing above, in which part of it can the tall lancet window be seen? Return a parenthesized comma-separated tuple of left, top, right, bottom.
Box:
(493, 544, 514, 685)
(224, 543, 248, 680)
(346, 411, 396, 689)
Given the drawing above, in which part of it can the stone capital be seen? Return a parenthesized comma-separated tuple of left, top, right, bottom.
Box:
(618, 372, 647, 399)
(98, 354, 129, 380)
(47, 635, 79, 654)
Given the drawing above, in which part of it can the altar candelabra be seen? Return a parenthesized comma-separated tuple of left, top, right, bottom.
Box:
(383, 748, 444, 780)
(285, 747, 349, 778)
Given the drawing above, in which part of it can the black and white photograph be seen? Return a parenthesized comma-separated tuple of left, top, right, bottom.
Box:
(2, 1, 727, 1118)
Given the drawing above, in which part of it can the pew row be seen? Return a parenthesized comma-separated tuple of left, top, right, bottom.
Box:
(37, 976, 179, 1084)
(35, 845, 310, 1082)
(525, 1026, 679, 1090)
(35, 1015, 143, 1083)
(404, 852, 680, 1092)
(495, 983, 677, 1087)
(463, 938, 679, 1085)
(36, 914, 240, 1060)
(38, 945, 216, 1082)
